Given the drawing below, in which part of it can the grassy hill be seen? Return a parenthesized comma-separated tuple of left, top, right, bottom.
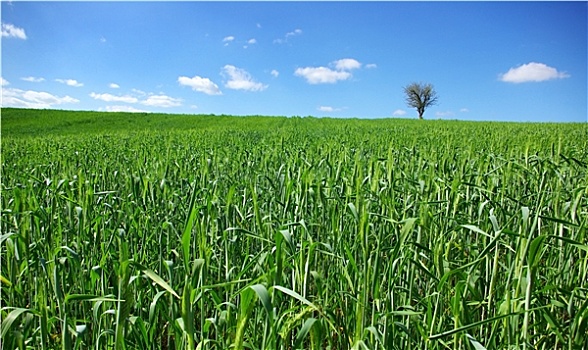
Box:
(1, 108, 293, 137)
(1, 107, 587, 349)
(0, 108, 422, 137)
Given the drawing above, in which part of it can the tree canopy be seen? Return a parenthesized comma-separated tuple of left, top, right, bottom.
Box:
(404, 82, 438, 119)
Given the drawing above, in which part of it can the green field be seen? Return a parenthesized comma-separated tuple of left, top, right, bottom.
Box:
(1, 108, 587, 349)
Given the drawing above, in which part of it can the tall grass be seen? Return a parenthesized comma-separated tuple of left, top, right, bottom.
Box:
(1, 109, 587, 349)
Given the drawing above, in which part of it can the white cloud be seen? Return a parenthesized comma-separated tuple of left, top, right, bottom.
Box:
(435, 111, 455, 117)
(317, 106, 346, 113)
(271, 69, 279, 78)
(56, 79, 83, 87)
(109, 83, 120, 89)
(222, 65, 267, 92)
(500, 62, 570, 83)
(21, 76, 45, 83)
(243, 38, 257, 49)
(1, 77, 9, 86)
(140, 95, 182, 108)
(178, 75, 222, 95)
(2, 88, 79, 108)
(1, 23, 26, 39)
(318, 105, 347, 113)
(333, 58, 361, 71)
(223, 36, 235, 46)
(23, 91, 78, 105)
(366, 63, 377, 69)
(460, 108, 469, 113)
(91, 90, 181, 109)
(104, 105, 148, 113)
(274, 29, 302, 44)
(295, 66, 351, 84)
(286, 29, 302, 37)
(392, 109, 407, 116)
(295, 58, 364, 84)
(90, 92, 138, 103)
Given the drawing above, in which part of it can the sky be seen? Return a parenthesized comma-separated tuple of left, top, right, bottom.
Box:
(1, 1, 587, 122)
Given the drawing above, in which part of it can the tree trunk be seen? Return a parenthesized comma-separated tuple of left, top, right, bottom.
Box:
(418, 111, 424, 119)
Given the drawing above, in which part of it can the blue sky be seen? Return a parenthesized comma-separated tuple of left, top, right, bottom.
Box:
(1, 1, 586, 122)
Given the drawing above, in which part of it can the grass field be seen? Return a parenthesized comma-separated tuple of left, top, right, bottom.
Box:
(1, 108, 587, 349)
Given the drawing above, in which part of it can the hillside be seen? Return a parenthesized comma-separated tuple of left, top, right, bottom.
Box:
(1, 107, 587, 349)
(2, 107, 586, 139)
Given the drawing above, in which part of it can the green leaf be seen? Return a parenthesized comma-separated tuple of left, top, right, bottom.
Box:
(182, 186, 200, 270)
(364, 326, 383, 344)
(142, 268, 180, 299)
(466, 334, 487, 350)
(249, 284, 273, 321)
(489, 214, 500, 233)
(65, 294, 119, 303)
(0, 274, 12, 287)
(1, 308, 32, 339)
(181, 277, 195, 349)
(389, 310, 423, 316)
(541, 308, 566, 344)
(277, 229, 294, 252)
(273, 285, 318, 310)
(196, 339, 213, 350)
(528, 235, 547, 268)
(149, 290, 167, 324)
(548, 235, 588, 253)
(234, 287, 256, 350)
(430, 306, 549, 340)
(521, 206, 530, 223)
(461, 224, 492, 238)
(539, 215, 579, 227)
(294, 318, 317, 349)
(348, 202, 358, 222)
(401, 218, 417, 238)
(0, 232, 17, 245)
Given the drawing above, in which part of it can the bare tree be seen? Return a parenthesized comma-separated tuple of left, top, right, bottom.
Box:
(404, 82, 438, 119)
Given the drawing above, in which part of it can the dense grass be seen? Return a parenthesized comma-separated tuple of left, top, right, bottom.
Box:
(0, 108, 293, 137)
(1, 108, 587, 349)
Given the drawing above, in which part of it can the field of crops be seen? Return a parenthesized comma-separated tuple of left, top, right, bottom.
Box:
(1, 108, 587, 349)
